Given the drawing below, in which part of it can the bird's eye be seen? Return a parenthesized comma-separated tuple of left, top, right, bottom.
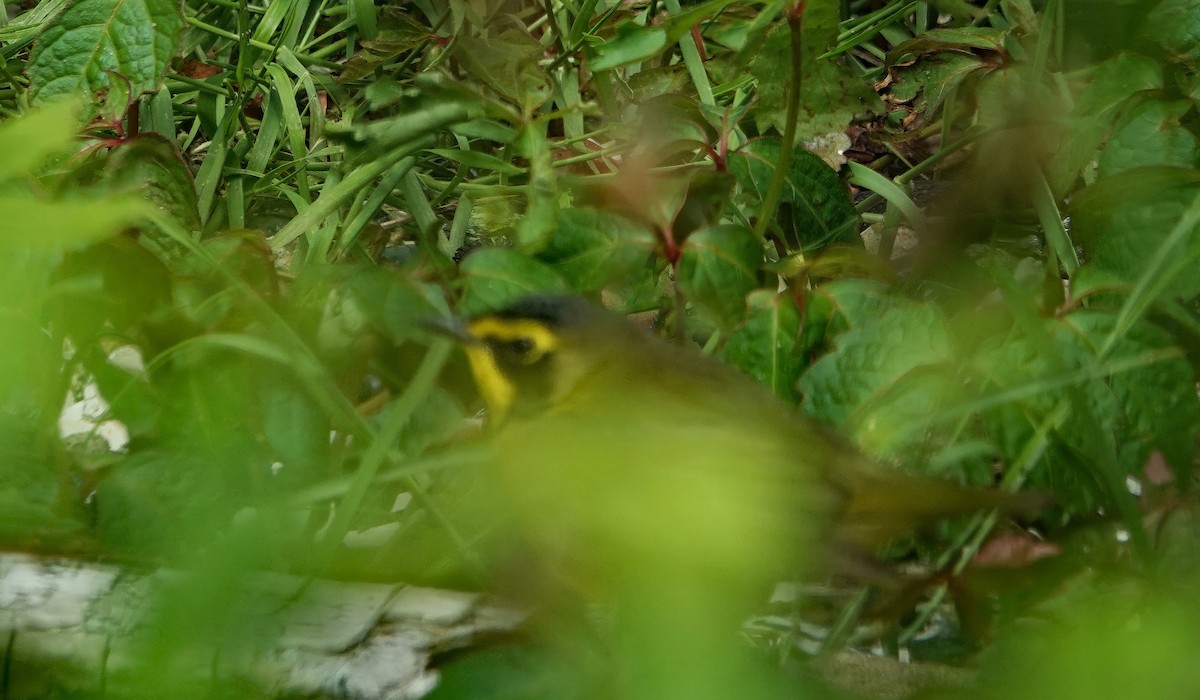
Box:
(510, 337, 536, 356)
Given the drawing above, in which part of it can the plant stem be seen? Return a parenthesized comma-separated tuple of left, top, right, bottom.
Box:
(752, 7, 804, 241)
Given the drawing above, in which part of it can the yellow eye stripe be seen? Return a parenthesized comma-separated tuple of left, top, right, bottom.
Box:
(463, 317, 559, 422)
(465, 317, 560, 356)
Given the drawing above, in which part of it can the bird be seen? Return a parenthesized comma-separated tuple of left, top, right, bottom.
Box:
(432, 294, 1035, 699)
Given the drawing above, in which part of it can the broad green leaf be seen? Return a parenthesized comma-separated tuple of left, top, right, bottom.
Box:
(382, 279, 447, 343)
(970, 309, 1197, 512)
(339, 10, 432, 82)
(0, 101, 79, 180)
(1071, 167, 1200, 299)
(809, 278, 896, 326)
(261, 380, 329, 483)
(674, 170, 735, 239)
(1050, 52, 1162, 189)
(426, 643, 604, 700)
(0, 486, 84, 546)
(1078, 45, 1144, 103)
(797, 288, 958, 458)
(750, 20, 880, 140)
(27, 0, 183, 118)
(99, 366, 273, 557)
(719, 291, 803, 401)
(538, 208, 656, 292)
(101, 135, 201, 233)
(1064, 311, 1199, 483)
(729, 138, 859, 250)
(330, 267, 447, 346)
(1140, 0, 1200, 68)
(627, 65, 691, 103)
(459, 248, 569, 314)
(676, 224, 760, 329)
(394, 386, 468, 457)
(48, 235, 172, 343)
(888, 51, 990, 117)
(0, 196, 146, 250)
(1097, 97, 1200, 176)
(88, 356, 159, 438)
(451, 24, 548, 111)
(983, 586, 1200, 700)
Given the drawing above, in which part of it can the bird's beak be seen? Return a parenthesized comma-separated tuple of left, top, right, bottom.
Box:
(420, 315, 481, 345)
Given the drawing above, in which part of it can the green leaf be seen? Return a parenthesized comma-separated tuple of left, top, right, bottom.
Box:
(1050, 52, 1162, 189)
(349, 0, 377, 39)
(459, 248, 569, 314)
(451, 24, 548, 111)
(426, 642, 603, 700)
(1063, 311, 1199, 484)
(984, 586, 1200, 700)
(102, 135, 201, 233)
(339, 11, 432, 82)
(0, 196, 146, 251)
(451, 119, 519, 144)
(888, 51, 990, 116)
(1140, 0, 1200, 68)
(1070, 167, 1200, 299)
(515, 123, 557, 252)
(261, 380, 329, 482)
(719, 291, 803, 401)
(427, 148, 523, 175)
(27, 0, 183, 118)
(381, 279, 447, 343)
(49, 235, 172, 343)
(969, 308, 1198, 511)
(729, 138, 860, 250)
(809, 278, 896, 325)
(797, 290, 957, 457)
(88, 356, 159, 438)
(0, 101, 80, 180)
(538, 208, 656, 292)
(0, 486, 84, 546)
(0, 0, 71, 46)
(674, 170, 735, 239)
(885, 26, 1006, 65)
(847, 162, 926, 231)
(750, 21, 880, 140)
(326, 83, 487, 151)
(676, 224, 760, 329)
(1097, 97, 1200, 176)
(395, 386, 468, 456)
(588, 22, 668, 72)
(335, 267, 447, 345)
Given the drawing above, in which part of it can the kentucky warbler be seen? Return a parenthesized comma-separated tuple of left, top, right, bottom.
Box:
(443, 295, 1027, 593)
(437, 295, 1033, 699)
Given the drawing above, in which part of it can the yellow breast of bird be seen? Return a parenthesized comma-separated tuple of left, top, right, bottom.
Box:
(487, 366, 847, 594)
